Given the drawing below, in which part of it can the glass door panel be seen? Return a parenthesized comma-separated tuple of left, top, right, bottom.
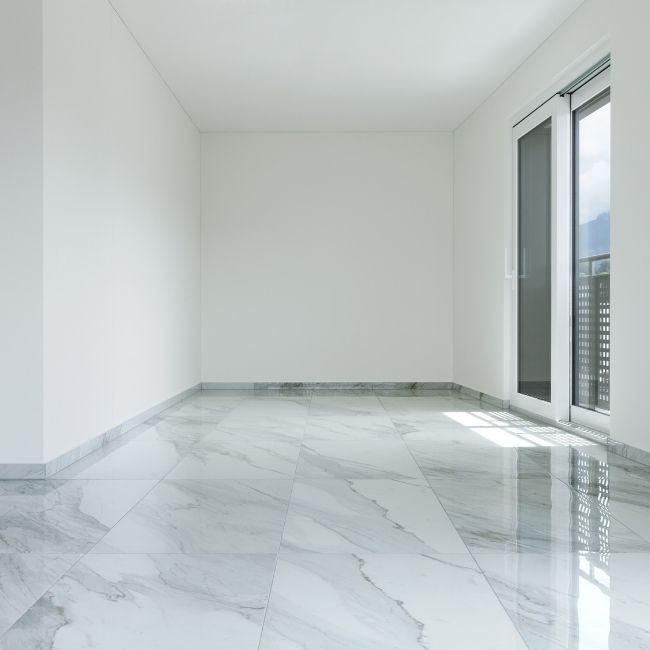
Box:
(517, 118, 552, 402)
(572, 90, 611, 415)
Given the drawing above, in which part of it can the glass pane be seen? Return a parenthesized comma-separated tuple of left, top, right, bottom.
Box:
(518, 118, 552, 402)
(573, 92, 611, 413)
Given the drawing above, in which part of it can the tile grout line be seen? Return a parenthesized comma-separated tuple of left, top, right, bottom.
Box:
(398, 414, 533, 650)
(0, 394, 230, 640)
(10, 389, 639, 647)
(551, 471, 650, 547)
(380, 393, 530, 647)
(0, 553, 86, 642)
(256, 390, 312, 649)
(0, 470, 169, 641)
(6, 395, 300, 641)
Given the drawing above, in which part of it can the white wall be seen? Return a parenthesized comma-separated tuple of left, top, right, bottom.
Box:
(610, 0, 650, 451)
(41, 0, 201, 462)
(0, 1, 44, 464)
(201, 133, 453, 383)
(453, 0, 611, 400)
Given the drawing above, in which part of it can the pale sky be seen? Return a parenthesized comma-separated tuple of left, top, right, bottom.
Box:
(577, 101, 610, 225)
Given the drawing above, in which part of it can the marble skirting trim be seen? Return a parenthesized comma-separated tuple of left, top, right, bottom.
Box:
(0, 463, 45, 480)
(201, 382, 454, 391)
(452, 383, 510, 409)
(0, 384, 201, 480)
(608, 439, 650, 468)
(511, 407, 610, 448)
(516, 406, 650, 470)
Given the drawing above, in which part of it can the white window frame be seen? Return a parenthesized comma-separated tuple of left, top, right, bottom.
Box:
(568, 69, 611, 434)
(510, 66, 611, 435)
(510, 95, 571, 423)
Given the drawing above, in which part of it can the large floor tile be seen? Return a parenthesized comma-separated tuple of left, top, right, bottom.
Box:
(1, 554, 275, 650)
(547, 445, 650, 484)
(53, 439, 187, 480)
(430, 477, 650, 554)
(379, 395, 480, 416)
(296, 440, 424, 479)
(408, 442, 551, 479)
(229, 397, 310, 418)
(304, 416, 399, 441)
(379, 395, 470, 415)
(7, 389, 650, 648)
(389, 412, 472, 435)
(135, 416, 216, 446)
(91, 479, 291, 553)
(0, 480, 156, 554)
(259, 553, 527, 650)
(0, 555, 80, 636)
(184, 391, 245, 408)
(167, 433, 299, 479)
(281, 479, 467, 553)
(476, 553, 650, 650)
(551, 447, 650, 544)
(400, 423, 537, 445)
(215, 415, 307, 441)
(164, 399, 236, 423)
(309, 395, 385, 416)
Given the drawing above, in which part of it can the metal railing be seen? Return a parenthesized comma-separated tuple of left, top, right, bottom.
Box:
(574, 254, 610, 413)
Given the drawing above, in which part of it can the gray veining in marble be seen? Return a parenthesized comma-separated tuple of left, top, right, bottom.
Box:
(304, 415, 399, 441)
(1, 554, 276, 650)
(429, 476, 650, 554)
(90, 479, 292, 554)
(408, 441, 552, 479)
(297, 440, 424, 479)
(167, 432, 300, 479)
(0, 480, 157, 554)
(281, 478, 467, 553)
(259, 553, 527, 649)
(52, 438, 189, 480)
(476, 552, 650, 649)
(4, 388, 650, 648)
(0, 555, 80, 636)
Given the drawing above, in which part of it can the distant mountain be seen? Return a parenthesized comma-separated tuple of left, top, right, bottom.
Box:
(578, 211, 610, 258)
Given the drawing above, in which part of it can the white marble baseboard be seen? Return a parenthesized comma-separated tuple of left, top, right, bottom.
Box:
(608, 439, 650, 468)
(0, 384, 200, 479)
(201, 382, 454, 391)
(452, 383, 510, 409)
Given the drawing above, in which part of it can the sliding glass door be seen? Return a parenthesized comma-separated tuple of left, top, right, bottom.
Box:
(511, 66, 611, 433)
(517, 117, 552, 403)
(511, 97, 570, 421)
(571, 74, 611, 431)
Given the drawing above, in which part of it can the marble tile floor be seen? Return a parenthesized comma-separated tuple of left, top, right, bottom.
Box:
(2, 390, 650, 648)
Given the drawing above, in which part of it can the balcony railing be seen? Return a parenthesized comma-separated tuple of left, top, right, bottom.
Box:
(575, 253, 610, 413)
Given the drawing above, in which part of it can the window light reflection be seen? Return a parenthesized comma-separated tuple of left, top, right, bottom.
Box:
(443, 411, 598, 448)
(470, 427, 535, 447)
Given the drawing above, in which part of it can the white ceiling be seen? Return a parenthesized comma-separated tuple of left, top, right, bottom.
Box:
(109, 0, 584, 132)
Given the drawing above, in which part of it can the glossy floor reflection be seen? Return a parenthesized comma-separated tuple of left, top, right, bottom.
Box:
(2, 390, 650, 648)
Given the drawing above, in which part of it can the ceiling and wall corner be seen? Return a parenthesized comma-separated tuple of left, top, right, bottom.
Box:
(13, 0, 641, 470)
(0, 0, 44, 465)
(107, 0, 585, 132)
(200, 132, 454, 383)
(609, 0, 650, 452)
(453, 0, 610, 401)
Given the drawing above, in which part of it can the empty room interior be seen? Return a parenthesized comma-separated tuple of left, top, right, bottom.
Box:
(2, 0, 650, 647)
